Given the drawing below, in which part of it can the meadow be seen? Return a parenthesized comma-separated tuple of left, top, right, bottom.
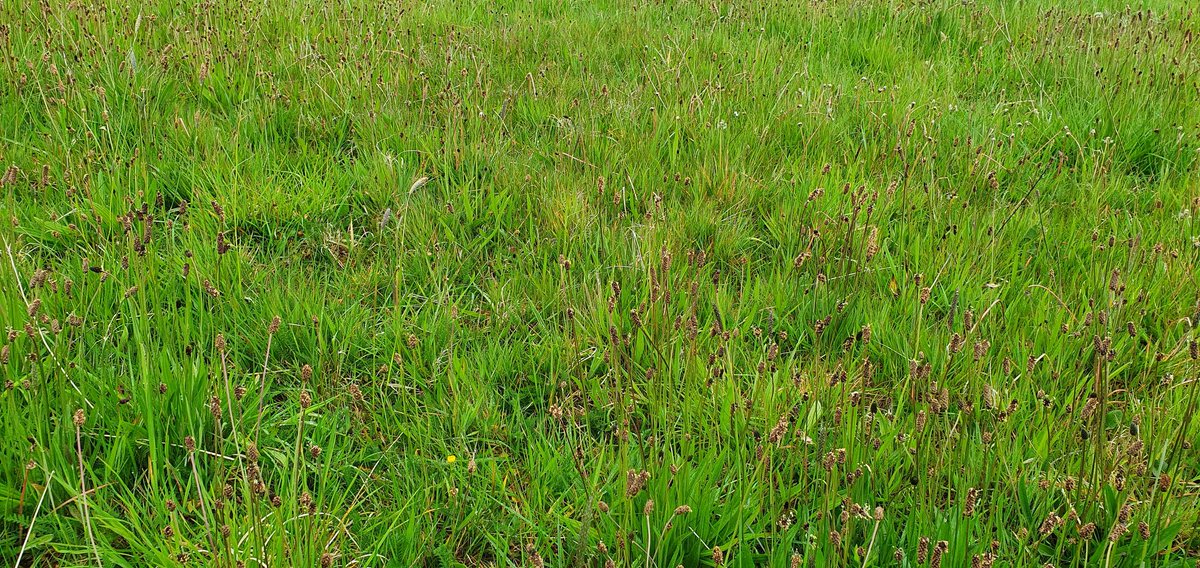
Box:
(2, 0, 1200, 566)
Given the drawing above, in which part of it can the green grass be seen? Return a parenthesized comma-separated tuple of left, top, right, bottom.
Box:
(2, 0, 1200, 566)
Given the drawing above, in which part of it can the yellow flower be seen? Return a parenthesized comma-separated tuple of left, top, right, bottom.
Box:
(446, 455, 456, 464)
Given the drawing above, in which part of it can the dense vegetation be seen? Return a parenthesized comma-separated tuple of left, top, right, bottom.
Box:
(2, 0, 1199, 566)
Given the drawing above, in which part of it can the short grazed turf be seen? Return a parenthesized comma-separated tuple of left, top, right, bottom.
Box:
(2, 0, 1200, 566)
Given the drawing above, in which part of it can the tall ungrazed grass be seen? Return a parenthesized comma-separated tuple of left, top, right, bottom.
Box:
(2, 0, 1200, 566)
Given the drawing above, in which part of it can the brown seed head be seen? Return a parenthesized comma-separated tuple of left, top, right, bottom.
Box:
(1118, 504, 1132, 523)
(931, 541, 948, 568)
(674, 505, 692, 515)
(73, 408, 85, 427)
(1109, 523, 1127, 542)
(963, 487, 979, 516)
(1039, 512, 1062, 535)
(625, 469, 650, 498)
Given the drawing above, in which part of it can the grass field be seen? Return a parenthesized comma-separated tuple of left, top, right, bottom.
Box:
(2, 0, 1200, 566)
